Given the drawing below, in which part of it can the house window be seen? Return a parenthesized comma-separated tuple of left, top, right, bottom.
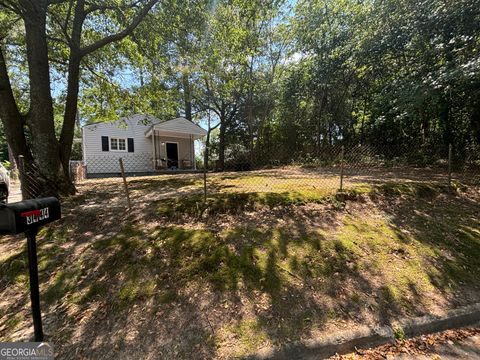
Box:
(110, 137, 127, 151)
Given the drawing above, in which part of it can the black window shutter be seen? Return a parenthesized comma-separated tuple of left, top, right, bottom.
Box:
(101, 136, 109, 151)
(128, 138, 134, 152)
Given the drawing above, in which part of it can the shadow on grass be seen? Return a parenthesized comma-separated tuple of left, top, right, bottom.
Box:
(127, 176, 201, 191)
(155, 191, 341, 219)
(0, 180, 479, 358)
(383, 189, 480, 293)
(154, 181, 456, 220)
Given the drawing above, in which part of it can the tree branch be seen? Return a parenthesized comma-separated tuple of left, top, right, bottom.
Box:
(63, 0, 74, 38)
(0, 44, 30, 158)
(48, 9, 72, 44)
(80, 0, 158, 57)
(0, 1, 20, 14)
(204, 77, 223, 113)
(47, 35, 68, 45)
(84, 0, 143, 15)
(209, 121, 221, 131)
(0, 45, 21, 118)
(49, 57, 69, 66)
(83, 62, 121, 89)
(0, 15, 21, 41)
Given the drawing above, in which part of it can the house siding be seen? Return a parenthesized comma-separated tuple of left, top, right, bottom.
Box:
(82, 116, 155, 175)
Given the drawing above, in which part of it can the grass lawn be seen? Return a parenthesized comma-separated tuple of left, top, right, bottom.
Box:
(0, 167, 479, 359)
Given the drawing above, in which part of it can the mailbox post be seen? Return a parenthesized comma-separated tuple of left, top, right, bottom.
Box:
(0, 197, 61, 341)
(26, 228, 43, 341)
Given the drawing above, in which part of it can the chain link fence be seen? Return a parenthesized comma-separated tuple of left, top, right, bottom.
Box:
(12, 143, 480, 205)
(15, 157, 67, 201)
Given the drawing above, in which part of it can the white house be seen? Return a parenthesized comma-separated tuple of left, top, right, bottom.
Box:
(82, 114, 207, 177)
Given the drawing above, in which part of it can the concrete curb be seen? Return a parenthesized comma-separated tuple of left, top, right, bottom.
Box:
(247, 303, 480, 360)
(400, 303, 480, 338)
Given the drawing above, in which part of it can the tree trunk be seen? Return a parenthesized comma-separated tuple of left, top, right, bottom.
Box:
(204, 130, 211, 170)
(421, 110, 429, 145)
(60, 55, 81, 170)
(218, 114, 227, 171)
(315, 89, 326, 156)
(440, 96, 452, 150)
(246, 103, 254, 166)
(19, 1, 75, 197)
(182, 73, 192, 121)
(0, 47, 30, 161)
(1, 0, 156, 198)
(316, 121, 322, 155)
(360, 97, 367, 144)
(471, 100, 480, 143)
(328, 123, 333, 145)
(7, 145, 16, 171)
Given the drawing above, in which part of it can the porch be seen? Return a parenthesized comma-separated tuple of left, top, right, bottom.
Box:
(150, 131, 196, 170)
(144, 118, 207, 171)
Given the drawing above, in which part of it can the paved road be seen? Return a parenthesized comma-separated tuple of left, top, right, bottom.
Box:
(395, 334, 480, 359)
(8, 181, 22, 203)
(333, 327, 480, 359)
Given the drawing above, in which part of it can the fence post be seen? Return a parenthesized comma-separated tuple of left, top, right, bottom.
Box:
(17, 155, 24, 172)
(339, 145, 345, 192)
(448, 143, 452, 187)
(119, 158, 131, 209)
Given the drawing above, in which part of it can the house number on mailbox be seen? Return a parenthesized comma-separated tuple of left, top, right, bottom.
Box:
(21, 208, 50, 225)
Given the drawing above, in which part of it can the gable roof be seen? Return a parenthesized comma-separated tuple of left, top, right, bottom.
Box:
(145, 117, 207, 137)
(82, 114, 161, 129)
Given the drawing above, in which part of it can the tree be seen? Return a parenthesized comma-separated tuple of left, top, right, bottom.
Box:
(195, 0, 245, 170)
(0, 0, 158, 197)
(0, 122, 7, 163)
(269, 0, 480, 165)
(126, 0, 213, 122)
(195, 0, 288, 170)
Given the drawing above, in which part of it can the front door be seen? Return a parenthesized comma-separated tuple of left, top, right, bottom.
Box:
(166, 143, 179, 169)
